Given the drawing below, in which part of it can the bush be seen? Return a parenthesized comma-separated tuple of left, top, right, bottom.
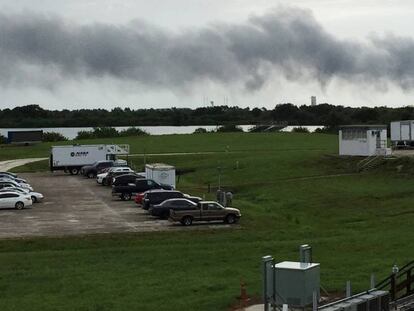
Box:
(314, 126, 338, 134)
(0, 135, 6, 144)
(193, 128, 208, 134)
(292, 127, 310, 133)
(76, 130, 95, 140)
(42, 132, 68, 142)
(216, 124, 244, 133)
(119, 127, 148, 137)
(92, 127, 119, 138)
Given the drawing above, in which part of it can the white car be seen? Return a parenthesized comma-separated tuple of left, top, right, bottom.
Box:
(0, 191, 33, 210)
(96, 167, 134, 185)
(0, 187, 44, 203)
(0, 179, 34, 191)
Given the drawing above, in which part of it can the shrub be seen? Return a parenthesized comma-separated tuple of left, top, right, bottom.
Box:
(314, 126, 338, 134)
(193, 128, 207, 134)
(0, 135, 6, 144)
(216, 124, 244, 133)
(119, 127, 148, 137)
(42, 132, 68, 142)
(292, 127, 310, 133)
(76, 130, 95, 140)
(92, 127, 119, 138)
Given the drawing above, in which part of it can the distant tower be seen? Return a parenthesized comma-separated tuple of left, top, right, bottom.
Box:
(311, 96, 317, 106)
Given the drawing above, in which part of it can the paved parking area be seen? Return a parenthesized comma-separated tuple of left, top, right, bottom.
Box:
(0, 172, 233, 239)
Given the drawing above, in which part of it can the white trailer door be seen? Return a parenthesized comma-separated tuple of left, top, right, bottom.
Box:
(401, 124, 410, 140)
(390, 122, 400, 141)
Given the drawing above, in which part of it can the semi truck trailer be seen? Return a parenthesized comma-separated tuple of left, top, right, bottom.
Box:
(50, 144, 129, 175)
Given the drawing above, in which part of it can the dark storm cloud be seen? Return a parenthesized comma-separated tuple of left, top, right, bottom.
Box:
(1, 7, 414, 90)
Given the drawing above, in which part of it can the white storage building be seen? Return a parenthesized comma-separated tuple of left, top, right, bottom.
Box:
(339, 125, 390, 156)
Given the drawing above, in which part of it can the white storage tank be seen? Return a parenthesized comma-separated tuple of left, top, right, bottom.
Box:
(145, 163, 176, 189)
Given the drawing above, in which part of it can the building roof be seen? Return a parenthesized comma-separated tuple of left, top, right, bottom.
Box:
(339, 125, 387, 129)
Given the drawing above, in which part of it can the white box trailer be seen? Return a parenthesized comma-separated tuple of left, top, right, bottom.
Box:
(390, 120, 414, 146)
(50, 144, 129, 174)
(145, 163, 176, 189)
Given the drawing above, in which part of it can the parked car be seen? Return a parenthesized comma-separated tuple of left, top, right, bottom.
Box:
(112, 173, 145, 187)
(81, 161, 114, 178)
(96, 166, 133, 185)
(0, 171, 18, 178)
(169, 201, 241, 226)
(0, 173, 27, 184)
(0, 180, 33, 191)
(112, 179, 173, 201)
(134, 192, 146, 205)
(0, 191, 33, 210)
(149, 198, 197, 219)
(0, 187, 44, 203)
(142, 190, 184, 210)
(101, 167, 135, 186)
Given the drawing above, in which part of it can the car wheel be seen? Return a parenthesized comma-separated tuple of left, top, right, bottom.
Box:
(87, 172, 95, 179)
(181, 216, 193, 226)
(15, 202, 24, 210)
(225, 214, 237, 224)
(161, 210, 170, 219)
(70, 168, 79, 175)
(121, 193, 131, 201)
(31, 196, 37, 203)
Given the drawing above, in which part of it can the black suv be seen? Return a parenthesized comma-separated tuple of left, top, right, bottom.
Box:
(142, 190, 184, 210)
(81, 161, 114, 178)
(112, 179, 173, 201)
(112, 173, 144, 187)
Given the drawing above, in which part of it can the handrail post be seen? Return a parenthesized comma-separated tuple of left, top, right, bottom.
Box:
(391, 273, 396, 301)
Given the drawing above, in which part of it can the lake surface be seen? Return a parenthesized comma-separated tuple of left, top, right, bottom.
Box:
(0, 125, 324, 140)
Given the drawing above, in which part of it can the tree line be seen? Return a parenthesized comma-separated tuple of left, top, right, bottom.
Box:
(1, 104, 414, 128)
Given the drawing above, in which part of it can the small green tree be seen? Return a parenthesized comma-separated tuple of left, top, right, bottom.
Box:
(42, 132, 68, 142)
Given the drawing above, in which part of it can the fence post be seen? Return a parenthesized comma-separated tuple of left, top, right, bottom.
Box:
(390, 274, 396, 301)
(370, 273, 376, 289)
(346, 281, 352, 298)
(262, 256, 274, 311)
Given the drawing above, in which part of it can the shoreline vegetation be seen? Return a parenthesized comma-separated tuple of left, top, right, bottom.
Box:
(1, 104, 414, 128)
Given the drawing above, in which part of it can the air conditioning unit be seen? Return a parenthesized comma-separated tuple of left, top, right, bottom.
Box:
(274, 261, 320, 307)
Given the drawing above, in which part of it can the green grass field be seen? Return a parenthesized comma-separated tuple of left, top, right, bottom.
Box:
(1, 132, 414, 311)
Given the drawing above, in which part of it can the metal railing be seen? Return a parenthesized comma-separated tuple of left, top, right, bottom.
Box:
(377, 261, 414, 301)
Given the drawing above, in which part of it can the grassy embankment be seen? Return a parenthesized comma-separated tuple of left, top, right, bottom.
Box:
(1, 132, 414, 311)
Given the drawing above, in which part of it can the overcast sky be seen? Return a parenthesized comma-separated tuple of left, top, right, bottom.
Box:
(1, 0, 414, 110)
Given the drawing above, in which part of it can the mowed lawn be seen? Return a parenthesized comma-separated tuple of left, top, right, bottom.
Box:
(1, 132, 414, 311)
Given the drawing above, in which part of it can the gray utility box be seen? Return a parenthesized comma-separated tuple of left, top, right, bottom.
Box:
(275, 261, 320, 307)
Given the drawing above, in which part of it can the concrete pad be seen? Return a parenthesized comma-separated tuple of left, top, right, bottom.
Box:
(0, 172, 237, 239)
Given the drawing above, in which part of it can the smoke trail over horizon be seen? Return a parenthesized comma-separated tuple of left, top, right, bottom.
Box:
(0, 7, 414, 92)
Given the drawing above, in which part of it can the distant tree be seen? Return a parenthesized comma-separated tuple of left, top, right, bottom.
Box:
(119, 127, 148, 136)
(193, 128, 208, 134)
(216, 124, 244, 133)
(42, 132, 68, 142)
(292, 127, 310, 133)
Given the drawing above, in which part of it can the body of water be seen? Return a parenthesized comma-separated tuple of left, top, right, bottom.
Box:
(0, 125, 324, 140)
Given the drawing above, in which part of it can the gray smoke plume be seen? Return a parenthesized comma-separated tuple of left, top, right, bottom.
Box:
(0, 7, 414, 91)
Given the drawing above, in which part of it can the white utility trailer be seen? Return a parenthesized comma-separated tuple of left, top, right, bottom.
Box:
(50, 144, 129, 175)
(390, 120, 414, 147)
(145, 163, 176, 188)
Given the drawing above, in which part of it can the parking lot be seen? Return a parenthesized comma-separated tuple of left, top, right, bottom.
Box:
(0, 172, 233, 239)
